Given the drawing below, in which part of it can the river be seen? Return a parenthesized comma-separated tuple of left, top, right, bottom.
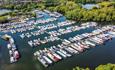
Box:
(82, 4, 99, 9)
(0, 14, 115, 70)
(0, 9, 11, 15)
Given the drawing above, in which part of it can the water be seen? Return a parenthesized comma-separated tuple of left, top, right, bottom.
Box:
(0, 9, 11, 15)
(82, 4, 99, 9)
(0, 13, 115, 70)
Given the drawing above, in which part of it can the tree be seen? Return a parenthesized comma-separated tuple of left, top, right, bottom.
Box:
(95, 63, 115, 70)
(73, 63, 115, 70)
(0, 16, 8, 23)
(44, 0, 59, 6)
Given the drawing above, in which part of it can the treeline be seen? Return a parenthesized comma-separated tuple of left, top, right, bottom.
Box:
(43, 0, 115, 5)
(74, 0, 115, 3)
(47, 1, 115, 21)
(0, 1, 115, 22)
(0, 3, 45, 17)
(73, 63, 115, 70)
(0, 3, 45, 11)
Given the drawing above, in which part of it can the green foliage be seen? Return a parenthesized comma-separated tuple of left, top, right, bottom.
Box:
(73, 63, 115, 70)
(0, 16, 8, 23)
(0, 3, 46, 17)
(73, 66, 90, 70)
(0, 1, 115, 22)
(98, 2, 115, 8)
(54, 1, 81, 14)
(95, 63, 115, 70)
(74, 0, 115, 3)
(44, 0, 60, 6)
(54, 1, 115, 21)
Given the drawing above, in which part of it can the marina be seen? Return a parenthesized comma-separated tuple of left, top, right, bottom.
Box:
(0, 10, 115, 70)
(34, 25, 115, 67)
(1, 34, 20, 63)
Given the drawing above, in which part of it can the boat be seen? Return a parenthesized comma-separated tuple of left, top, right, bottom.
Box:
(49, 47, 62, 60)
(84, 40, 96, 47)
(45, 48, 59, 62)
(10, 56, 16, 63)
(37, 57, 48, 67)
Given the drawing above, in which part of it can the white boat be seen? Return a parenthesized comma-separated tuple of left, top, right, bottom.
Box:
(7, 44, 12, 49)
(67, 47, 79, 54)
(28, 41, 33, 47)
(84, 40, 96, 47)
(49, 48, 62, 60)
(42, 56, 53, 64)
(37, 57, 48, 67)
(59, 49, 71, 57)
(10, 57, 16, 63)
